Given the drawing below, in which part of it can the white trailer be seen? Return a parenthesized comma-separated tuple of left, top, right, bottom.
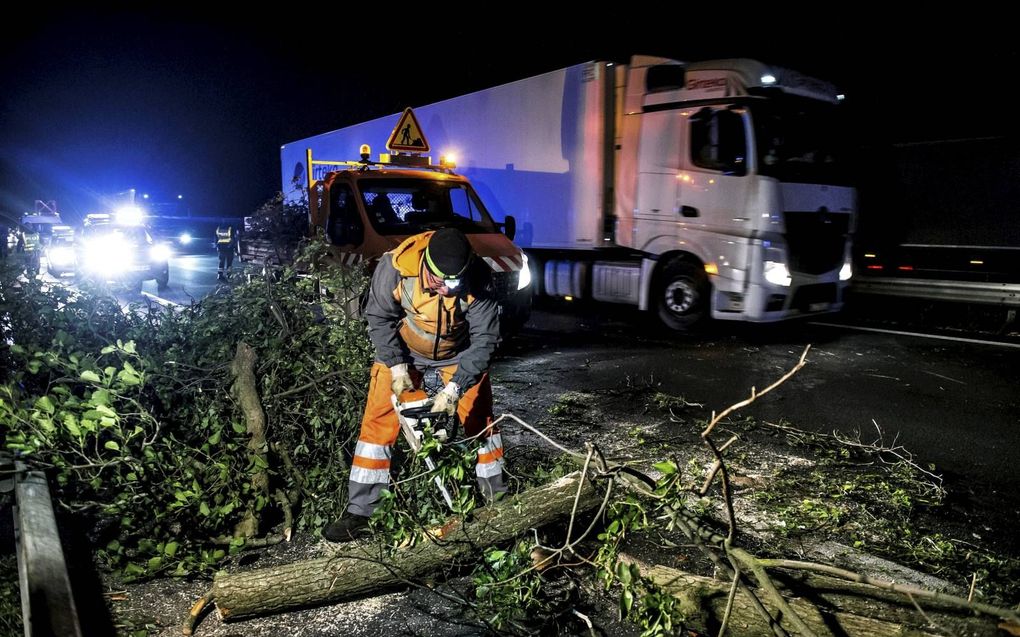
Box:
(282, 55, 856, 329)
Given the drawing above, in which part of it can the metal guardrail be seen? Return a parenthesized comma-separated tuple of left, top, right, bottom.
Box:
(13, 461, 82, 637)
(851, 277, 1020, 307)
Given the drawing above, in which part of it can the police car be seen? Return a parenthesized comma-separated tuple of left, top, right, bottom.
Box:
(78, 209, 171, 290)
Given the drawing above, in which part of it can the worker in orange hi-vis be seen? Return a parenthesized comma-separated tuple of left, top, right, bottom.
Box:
(323, 228, 505, 542)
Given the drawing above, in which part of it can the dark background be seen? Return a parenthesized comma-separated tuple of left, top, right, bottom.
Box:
(2, 9, 1016, 223)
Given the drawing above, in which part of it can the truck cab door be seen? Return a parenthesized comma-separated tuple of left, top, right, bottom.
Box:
(326, 184, 364, 248)
(633, 109, 683, 246)
(676, 105, 756, 274)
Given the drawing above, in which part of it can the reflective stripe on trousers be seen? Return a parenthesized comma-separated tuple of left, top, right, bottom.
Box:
(347, 361, 506, 517)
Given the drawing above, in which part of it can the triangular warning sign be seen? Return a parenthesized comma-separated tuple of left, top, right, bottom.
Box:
(386, 107, 430, 153)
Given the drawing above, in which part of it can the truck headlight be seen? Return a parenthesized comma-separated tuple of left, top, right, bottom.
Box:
(517, 253, 531, 290)
(764, 260, 792, 287)
(839, 262, 853, 281)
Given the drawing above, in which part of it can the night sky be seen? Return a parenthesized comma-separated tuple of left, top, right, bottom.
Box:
(2, 9, 1016, 223)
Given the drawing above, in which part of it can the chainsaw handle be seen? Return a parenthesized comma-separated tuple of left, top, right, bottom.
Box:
(398, 404, 443, 420)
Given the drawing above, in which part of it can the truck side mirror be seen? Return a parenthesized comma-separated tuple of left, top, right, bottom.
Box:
(501, 215, 516, 241)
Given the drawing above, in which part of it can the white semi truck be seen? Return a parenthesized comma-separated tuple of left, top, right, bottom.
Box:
(282, 55, 855, 329)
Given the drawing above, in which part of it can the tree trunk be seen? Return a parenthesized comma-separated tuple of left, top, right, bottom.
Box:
(209, 471, 600, 622)
(622, 555, 1001, 637)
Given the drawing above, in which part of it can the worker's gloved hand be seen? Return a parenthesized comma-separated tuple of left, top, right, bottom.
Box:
(430, 382, 460, 417)
(389, 364, 414, 398)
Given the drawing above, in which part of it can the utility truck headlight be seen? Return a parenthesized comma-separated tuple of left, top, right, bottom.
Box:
(150, 243, 172, 261)
(764, 260, 792, 287)
(839, 262, 853, 281)
(179, 232, 193, 245)
(517, 253, 531, 290)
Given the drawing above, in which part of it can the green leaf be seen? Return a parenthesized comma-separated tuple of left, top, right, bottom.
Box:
(164, 541, 179, 557)
(63, 415, 81, 437)
(653, 461, 678, 476)
(118, 368, 141, 386)
(208, 430, 221, 445)
(231, 421, 247, 434)
(620, 588, 634, 618)
(147, 556, 162, 570)
(104, 441, 120, 451)
(199, 502, 211, 516)
(616, 561, 633, 585)
(90, 389, 111, 406)
(80, 370, 102, 383)
(35, 396, 55, 414)
(26, 360, 41, 374)
(101, 345, 117, 355)
(487, 550, 508, 563)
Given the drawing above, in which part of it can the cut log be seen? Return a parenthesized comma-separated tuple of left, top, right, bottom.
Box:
(207, 471, 600, 622)
(621, 555, 1003, 637)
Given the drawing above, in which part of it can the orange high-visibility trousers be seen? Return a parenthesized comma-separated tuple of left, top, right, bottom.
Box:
(347, 362, 505, 517)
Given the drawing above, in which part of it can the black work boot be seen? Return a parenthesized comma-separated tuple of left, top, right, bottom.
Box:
(322, 514, 371, 543)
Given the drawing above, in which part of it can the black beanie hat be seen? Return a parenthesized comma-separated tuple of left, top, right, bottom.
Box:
(425, 228, 473, 278)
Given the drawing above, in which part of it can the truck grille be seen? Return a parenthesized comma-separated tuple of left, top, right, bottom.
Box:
(784, 210, 849, 275)
(790, 283, 837, 312)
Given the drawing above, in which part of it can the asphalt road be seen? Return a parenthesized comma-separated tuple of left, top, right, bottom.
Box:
(503, 303, 1020, 513)
(42, 251, 227, 307)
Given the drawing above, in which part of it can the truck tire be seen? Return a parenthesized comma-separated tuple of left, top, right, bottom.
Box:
(655, 260, 708, 331)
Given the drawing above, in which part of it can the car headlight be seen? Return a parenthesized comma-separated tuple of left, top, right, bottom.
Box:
(517, 253, 531, 290)
(48, 247, 75, 266)
(84, 236, 131, 272)
(150, 243, 172, 261)
(839, 262, 853, 281)
(179, 232, 193, 245)
(764, 260, 792, 287)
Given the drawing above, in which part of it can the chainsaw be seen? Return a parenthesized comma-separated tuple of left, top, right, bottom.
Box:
(391, 390, 455, 511)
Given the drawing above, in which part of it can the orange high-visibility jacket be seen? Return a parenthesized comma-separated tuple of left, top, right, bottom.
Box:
(362, 232, 500, 390)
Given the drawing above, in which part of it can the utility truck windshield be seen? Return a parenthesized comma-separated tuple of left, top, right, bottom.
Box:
(358, 179, 498, 235)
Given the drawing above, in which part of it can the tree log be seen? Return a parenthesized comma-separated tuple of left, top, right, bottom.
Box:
(208, 471, 600, 622)
(621, 555, 1002, 637)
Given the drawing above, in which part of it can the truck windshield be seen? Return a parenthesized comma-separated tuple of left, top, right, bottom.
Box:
(359, 179, 498, 235)
(751, 96, 851, 186)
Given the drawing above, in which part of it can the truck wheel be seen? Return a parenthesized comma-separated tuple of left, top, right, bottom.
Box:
(156, 266, 169, 291)
(655, 260, 708, 331)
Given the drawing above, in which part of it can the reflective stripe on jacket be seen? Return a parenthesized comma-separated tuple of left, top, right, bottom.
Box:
(216, 227, 233, 245)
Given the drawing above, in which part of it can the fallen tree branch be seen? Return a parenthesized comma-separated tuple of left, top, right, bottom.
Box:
(188, 470, 601, 629)
(618, 554, 1001, 637)
(230, 342, 269, 539)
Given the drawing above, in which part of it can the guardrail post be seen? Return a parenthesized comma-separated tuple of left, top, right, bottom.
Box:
(13, 461, 82, 637)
